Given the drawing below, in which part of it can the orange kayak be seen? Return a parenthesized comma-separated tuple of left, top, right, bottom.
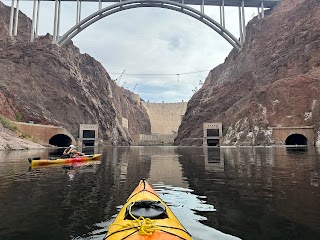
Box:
(104, 179, 192, 240)
(28, 154, 102, 166)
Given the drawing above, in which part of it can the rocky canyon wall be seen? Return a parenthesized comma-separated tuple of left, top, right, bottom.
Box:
(175, 0, 320, 146)
(0, 1, 151, 145)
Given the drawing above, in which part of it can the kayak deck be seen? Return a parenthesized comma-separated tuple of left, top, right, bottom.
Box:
(105, 179, 192, 240)
(29, 153, 102, 166)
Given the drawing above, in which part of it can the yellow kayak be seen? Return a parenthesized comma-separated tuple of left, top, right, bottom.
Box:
(30, 160, 102, 169)
(28, 154, 102, 166)
(104, 179, 192, 240)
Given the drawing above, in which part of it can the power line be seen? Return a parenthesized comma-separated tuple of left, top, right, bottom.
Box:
(109, 70, 210, 76)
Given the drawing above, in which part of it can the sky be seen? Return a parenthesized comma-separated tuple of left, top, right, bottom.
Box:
(3, 0, 259, 103)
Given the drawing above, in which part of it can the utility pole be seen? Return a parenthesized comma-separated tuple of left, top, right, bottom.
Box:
(132, 84, 137, 92)
(115, 69, 125, 85)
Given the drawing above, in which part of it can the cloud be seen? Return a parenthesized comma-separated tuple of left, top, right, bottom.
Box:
(5, 1, 259, 102)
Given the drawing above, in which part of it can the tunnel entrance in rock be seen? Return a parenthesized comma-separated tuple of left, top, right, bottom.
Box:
(49, 134, 72, 147)
(285, 134, 308, 145)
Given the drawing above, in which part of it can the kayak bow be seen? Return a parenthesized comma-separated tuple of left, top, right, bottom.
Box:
(28, 154, 102, 166)
(104, 179, 192, 240)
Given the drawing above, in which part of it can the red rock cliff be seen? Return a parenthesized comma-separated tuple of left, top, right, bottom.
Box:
(0, 2, 151, 145)
(175, 0, 320, 146)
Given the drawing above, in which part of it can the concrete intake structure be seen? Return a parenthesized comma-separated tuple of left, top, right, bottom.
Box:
(78, 124, 99, 147)
(203, 122, 223, 146)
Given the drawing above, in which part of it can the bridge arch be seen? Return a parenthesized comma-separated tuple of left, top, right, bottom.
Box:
(57, 0, 241, 50)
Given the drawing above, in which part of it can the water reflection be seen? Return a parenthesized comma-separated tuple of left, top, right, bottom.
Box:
(0, 146, 319, 240)
(84, 147, 238, 240)
(61, 161, 101, 181)
(148, 147, 188, 188)
(286, 146, 309, 154)
(178, 146, 320, 239)
(203, 146, 224, 172)
(154, 183, 239, 240)
(0, 148, 48, 163)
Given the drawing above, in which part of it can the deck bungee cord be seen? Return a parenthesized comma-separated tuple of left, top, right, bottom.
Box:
(106, 202, 161, 238)
(104, 179, 192, 240)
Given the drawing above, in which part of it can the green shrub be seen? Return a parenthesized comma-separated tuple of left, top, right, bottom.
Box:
(0, 114, 17, 132)
(0, 114, 36, 142)
(15, 112, 23, 122)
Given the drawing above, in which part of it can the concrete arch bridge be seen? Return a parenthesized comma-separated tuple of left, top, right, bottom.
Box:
(8, 0, 279, 50)
(14, 122, 76, 147)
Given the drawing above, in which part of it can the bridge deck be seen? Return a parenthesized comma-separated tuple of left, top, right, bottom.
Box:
(20, 0, 279, 8)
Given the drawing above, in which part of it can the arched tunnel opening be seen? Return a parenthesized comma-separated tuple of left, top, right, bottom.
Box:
(285, 134, 308, 146)
(49, 134, 72, 147)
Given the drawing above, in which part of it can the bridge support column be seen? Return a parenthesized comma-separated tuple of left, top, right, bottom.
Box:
(238, 6, 243, 44)
(260, 1, 265, 18)
(57, 0, 61, 40)
(219, 0, 225, 27)
(76, 0, 81, 24)
(53, 0, 61, 43)
(200, 0, 204, 13)
(257, 3, 265, 19)
(99, 0, 102, 10)
(238, 0, 246, 44)
(31, 0, 38, 42)
(9, 0, 15, 36)
(241, 0, 246, 42)
(13, 0, 19, 36)
(35, 0, 40, 38)
(53, 0, 58, 43)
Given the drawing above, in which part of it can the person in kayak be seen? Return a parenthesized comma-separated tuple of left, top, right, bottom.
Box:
(63, 145, 84, 157)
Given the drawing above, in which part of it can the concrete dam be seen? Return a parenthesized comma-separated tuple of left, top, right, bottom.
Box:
(134, 101, 188, 145)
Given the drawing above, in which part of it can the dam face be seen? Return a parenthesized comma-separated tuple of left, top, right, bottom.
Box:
(142, 101, 188, 134)
(137, 101, 188, 145)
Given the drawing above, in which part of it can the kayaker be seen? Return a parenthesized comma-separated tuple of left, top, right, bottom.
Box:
(63, 145, 84, 157)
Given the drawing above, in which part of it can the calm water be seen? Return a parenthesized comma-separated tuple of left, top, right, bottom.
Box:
(0, 146, 319, 240)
